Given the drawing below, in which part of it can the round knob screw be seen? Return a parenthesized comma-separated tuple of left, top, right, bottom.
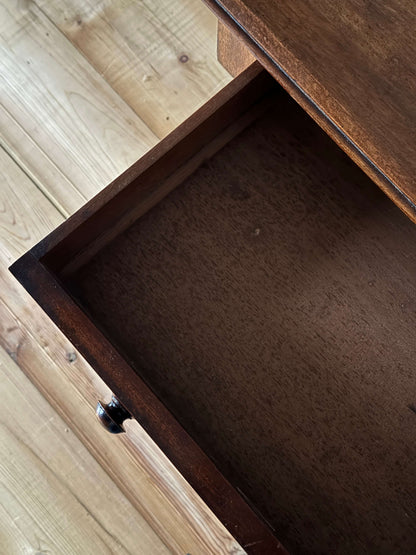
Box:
(96, 395, 132, 434)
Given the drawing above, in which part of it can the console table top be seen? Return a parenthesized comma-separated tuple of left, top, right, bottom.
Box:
(208, 0, 416, 220)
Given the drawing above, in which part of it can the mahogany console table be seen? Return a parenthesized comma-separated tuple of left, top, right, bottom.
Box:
(11, 2, 416, 553)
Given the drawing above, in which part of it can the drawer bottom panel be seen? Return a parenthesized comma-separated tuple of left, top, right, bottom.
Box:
(71, 93, 416, 553)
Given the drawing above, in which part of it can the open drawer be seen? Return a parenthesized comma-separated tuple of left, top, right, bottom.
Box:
(10, 64, 416, 553)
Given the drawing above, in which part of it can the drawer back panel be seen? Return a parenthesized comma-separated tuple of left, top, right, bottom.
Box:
(72, 93, 416, 554)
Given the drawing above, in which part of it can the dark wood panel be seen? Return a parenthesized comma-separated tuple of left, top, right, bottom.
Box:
(35, 64, 272, 275)
(10, 251, 286, 555)
(73, 93, 416, 554)
(9, 68, 288, 555)
(205, 0, 416, 222)
(217, 20, 255, 76)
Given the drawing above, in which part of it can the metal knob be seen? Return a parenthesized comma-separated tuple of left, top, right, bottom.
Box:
(96, 395, 132, 434)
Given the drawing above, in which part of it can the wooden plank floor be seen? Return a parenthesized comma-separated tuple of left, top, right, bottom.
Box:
(0, 1, 239, 553)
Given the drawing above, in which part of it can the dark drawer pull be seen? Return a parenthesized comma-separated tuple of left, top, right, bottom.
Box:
(96, 395, 132, 434)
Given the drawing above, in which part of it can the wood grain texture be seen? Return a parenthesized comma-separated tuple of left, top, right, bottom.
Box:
(0, 0, 158, 211)
(0, 107, 84, 218)
(9, 65, 284, 552)
(1, 0, 251, 551)
(0, 254, 245, 554)
(39, 65, 269, 276)
(217, 20, 255, 76)
(35, 0, 231, 138)
(73, 93, 416, 554)
(0, 147, 64, 260)
(204, 0, 416, 222)
(0, 346, 170, 555)
(0, 154, 170, 554)
(0, 147, 244, 553)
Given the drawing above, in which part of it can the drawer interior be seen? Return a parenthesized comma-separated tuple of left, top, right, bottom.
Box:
(69, 92, 416, 553)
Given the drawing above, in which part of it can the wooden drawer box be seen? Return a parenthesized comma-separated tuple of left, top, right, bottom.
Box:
(11, 64, 416, 554)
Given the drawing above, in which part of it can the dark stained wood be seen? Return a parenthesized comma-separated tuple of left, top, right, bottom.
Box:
(35, 63, 271, 276)
(70, 95, 416, 554)
(10, 251, 287, 555)
(203, 0, 416, 223)
(217, 20, 255, 76)
(10, 70, 287, 555)
(10, 34, 416, 550)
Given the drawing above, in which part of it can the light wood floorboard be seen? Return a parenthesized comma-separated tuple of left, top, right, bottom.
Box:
(35, 0, 231, 138)
(0, 149, 170, 554)
(0, 0, 158, 212)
